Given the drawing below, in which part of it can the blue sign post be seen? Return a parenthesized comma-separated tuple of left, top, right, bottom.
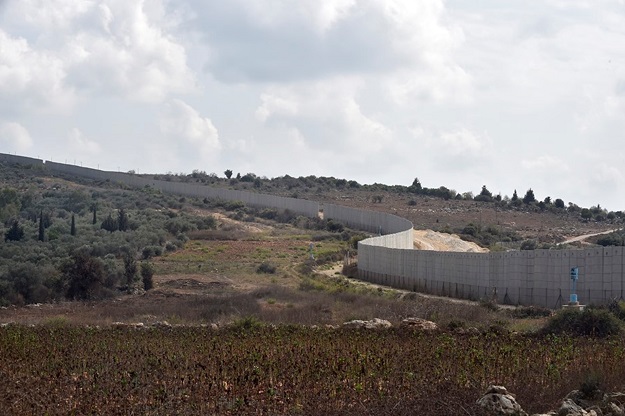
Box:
(570, 267, 579, 303)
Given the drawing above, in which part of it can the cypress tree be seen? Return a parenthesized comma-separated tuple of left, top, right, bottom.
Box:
(90, 203, 97, 225)
(70, 214, 76, 236)
(101, 214, 118, 233)
(38, 211, 45, 241)
(118, 209, 128, 232)
(5, 220, 24, 242)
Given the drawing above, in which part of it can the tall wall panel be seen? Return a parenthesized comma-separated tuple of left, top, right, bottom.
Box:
(41, 160, 319, 217)
(0, 154, 44, 167)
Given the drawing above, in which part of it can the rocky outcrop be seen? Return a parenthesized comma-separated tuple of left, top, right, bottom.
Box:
(477, 386, 625, 416)
(400, 317, 438, 330)
(548, 390, 625, 416)
(342, 318, 392, 329)
(476, 385, 528, 415)
(556, 399, 596, 416)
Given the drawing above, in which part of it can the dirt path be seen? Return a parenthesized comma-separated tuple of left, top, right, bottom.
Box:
(559, 229, 619, 245)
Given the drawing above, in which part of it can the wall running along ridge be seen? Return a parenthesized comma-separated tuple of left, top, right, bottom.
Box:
(1, 153, 623, 308)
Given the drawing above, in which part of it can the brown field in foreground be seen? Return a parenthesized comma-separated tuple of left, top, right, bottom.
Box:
(1, 324, 625, 415)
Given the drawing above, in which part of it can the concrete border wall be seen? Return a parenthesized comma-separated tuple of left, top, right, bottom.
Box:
(324, 203, 413, 248)
(0, 154, 44, 167)
(42, 161, 320, 217)
(2, 153, 623, 307)
(357, 240, 625, 308)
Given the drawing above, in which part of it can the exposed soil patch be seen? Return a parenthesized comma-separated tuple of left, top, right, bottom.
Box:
(413, 229, 488, 252)
(212, 212, 272, 234)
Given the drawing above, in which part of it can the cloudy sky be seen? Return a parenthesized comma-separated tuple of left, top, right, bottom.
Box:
(1, 1, 624, 210)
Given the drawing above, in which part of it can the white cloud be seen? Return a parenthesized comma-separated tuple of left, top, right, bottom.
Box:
(255, 78, 392, 154)
(255, 93, 299, 123)
(160, 99, 221, 160)
(191, 0, 468, 101)
(67, 128, 100, 155)
(434, 129, 492, 159)
(591, 164, 624, 187)
(0, 122, 33, 152)
(0, 30, 74, 113)
(65, 1, 194, 103)
(521, 155, 570, 173)
(1, 0, 194, 105)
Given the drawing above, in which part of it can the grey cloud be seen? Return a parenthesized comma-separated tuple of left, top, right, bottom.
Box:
(178, 1, 420, 83)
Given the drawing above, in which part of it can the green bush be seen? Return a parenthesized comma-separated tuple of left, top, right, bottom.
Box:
(141, 262, 154, 291)
(478, 298, 499, 311)
(579, 371, 603, 400)
(542, 308, 621, 338)
(256, 262, 277, 274)
(510, 306, 552, 319)
(520, 239, 538, 250)
(608, 299, 625, 321)
(231, 316, 263, 331)
(142, 245, 163, 259)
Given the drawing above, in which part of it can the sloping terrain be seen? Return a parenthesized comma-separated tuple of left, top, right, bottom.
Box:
(0, 159, 621, 328)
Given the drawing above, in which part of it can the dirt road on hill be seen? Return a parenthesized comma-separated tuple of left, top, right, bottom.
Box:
(558, 229, 619, 245)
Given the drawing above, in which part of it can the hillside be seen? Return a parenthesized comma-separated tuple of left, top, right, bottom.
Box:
(140, 171, 623, 246)
(0, 158, 621, 323)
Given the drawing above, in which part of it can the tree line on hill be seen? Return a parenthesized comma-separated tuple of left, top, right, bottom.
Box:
(147, 168, 624, 226)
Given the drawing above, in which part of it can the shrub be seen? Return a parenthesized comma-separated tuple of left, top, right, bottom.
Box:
(193, 215, 216, 230)
(596, 233, 624, 247)
(256, 262, 277, 274)
(141, 262, 154, 291)
(542, 308, 621, 338)
(342, 263, 358, 278)
(164, 218, 195, 235)
(142, 245, 163, 259)
(63, 251, 106, 300)
(478, 298, 499, 311)
(509, 306, 552, 319)
(123, 253, 138, 288)
(5, 220, 24, 242)
(231, 316, 262, 331)
(520, 239, 538, 250)
(446, 320, 466, 330)
(349, 234, 367, 249)
(101, 214, 118, 232)
(325, 220, 344, 233)
(607, 299, 625, 321)
(579, 371, 603, 400)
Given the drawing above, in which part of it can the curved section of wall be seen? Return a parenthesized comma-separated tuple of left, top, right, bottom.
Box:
(323, 203, 413, 248)
(322, 195, 624, 307)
